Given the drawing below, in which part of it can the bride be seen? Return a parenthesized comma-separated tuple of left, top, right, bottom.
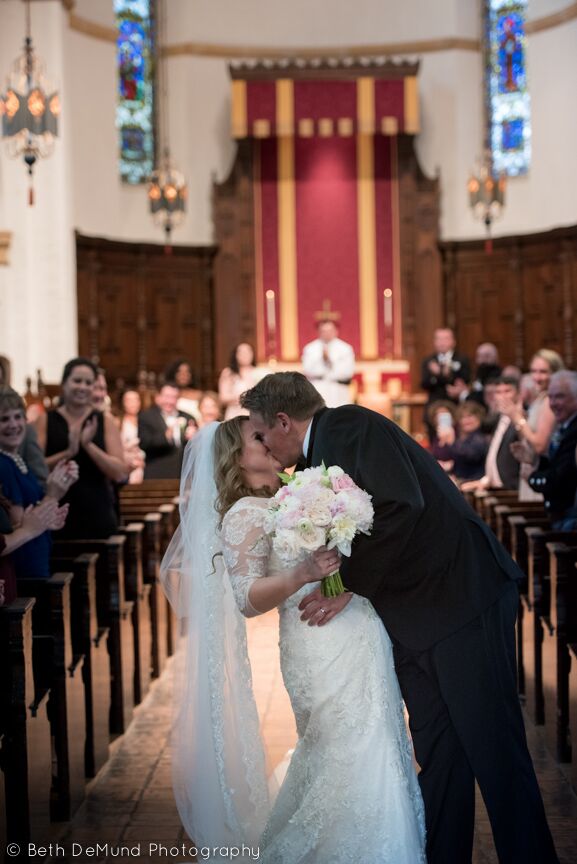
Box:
(161, 418, 425, 863)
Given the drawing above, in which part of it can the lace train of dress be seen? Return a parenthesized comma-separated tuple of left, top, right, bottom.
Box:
(223, 499, 426, 864)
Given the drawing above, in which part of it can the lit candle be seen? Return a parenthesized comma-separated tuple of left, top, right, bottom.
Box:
(266, 289, 276, 333)
(383, 288, 393, 327)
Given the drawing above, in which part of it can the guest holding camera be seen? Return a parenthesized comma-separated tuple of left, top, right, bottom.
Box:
(36, 357, 127, 539)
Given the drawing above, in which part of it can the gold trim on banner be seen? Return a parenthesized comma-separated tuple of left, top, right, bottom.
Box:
(357, 78, 375, 135)
(253, 119, 271, 138)
(338, 118, 354, 136)
(390, 136, 402, 358)
(381, 116, 399, 135)
(277, 138, 299, 361)
(357, 135, 379, 360)
(253, 141, 266, 362)
(404, 77, 419, 134)
(276, 80, 294, 137)
(231, 80, 247, 138)
(298, 119, 315, 138)
(318, 118, 334, 137)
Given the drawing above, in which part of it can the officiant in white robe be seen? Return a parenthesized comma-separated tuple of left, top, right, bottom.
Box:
(301, 320, 355, 407)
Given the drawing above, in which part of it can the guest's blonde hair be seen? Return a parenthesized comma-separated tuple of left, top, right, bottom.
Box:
(213, 417, 274, 524)
(532, 349, 565, 374)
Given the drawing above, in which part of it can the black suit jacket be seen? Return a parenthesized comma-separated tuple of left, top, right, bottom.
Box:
(421, 350, 472, 405)
(138, 405, 194, 479)
(494, 420, 520, 491)
(528, 415, 577, 521)
(307, 406, 521, 651)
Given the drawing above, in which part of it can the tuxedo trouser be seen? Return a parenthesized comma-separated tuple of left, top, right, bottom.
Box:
(393, 583, 558, 864)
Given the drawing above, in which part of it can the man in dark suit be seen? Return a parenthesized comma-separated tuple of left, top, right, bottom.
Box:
(242, 372, 558, 864)
(138, 383, 196, 479)
(421, 327, 472, 407)
(529, 370, 577, 528)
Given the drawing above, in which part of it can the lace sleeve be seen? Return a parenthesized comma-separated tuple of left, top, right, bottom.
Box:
(221, 499, 271, 618)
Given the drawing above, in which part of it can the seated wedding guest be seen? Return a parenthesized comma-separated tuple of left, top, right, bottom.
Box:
(0, 387, 76, 578)
(461, 376, 521, 492)
(505, 349, 564, 500)
(218, 342, 260, 419)
(165, 358, 202, 420)
(138, 382, 197, 479)
(36, 357, 127, 539)
(426, 400, 457, 447)
(301, 319, 355, 408)
(527, 370, 577, 529)
(197, 391, 223, 427)
(119, 389, 146, 484)
(431, 402, 488, 482)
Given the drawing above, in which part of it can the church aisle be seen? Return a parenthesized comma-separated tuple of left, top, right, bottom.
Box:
(54, 612, 577, 864)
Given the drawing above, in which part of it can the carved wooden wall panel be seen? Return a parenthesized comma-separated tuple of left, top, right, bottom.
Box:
(440, 225, 577, 370)
(76, 235, 216, 388)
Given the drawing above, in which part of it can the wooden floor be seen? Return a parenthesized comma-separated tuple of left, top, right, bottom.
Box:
(51, 610, 577, 863)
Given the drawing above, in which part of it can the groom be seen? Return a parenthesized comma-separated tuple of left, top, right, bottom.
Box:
(241, 372, 558, 864)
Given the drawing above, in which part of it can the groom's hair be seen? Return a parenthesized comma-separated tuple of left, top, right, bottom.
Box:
(240, 372, 325, 426)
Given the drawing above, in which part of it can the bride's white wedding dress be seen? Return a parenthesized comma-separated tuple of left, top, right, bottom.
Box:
(222, 497, 426, 864)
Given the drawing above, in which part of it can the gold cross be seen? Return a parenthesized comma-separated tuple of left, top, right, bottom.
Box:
(313, 299, 341, 323)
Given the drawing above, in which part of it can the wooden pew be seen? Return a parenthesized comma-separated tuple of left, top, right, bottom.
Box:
(52, 537, 135, 737)
(119, 502, 178, 658)
(509, 514, 551, 698)
(50, 553, 110, 778)
(120, 479, 180, 497)
(543, 538, 577, 762)
(494, 502, 545, 554)
(0, 598, 52, 845)
(141, 513, 169, 678)
(569, 641, 577, 793)
(524, 528, 577, 729)
(116, 523, 152, 705)
(474, 488, 519, 521)
(16, 575, 86, 821)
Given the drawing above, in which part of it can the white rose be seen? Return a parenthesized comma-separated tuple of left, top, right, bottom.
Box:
(327, 465, 345, 479)
(296, 519, 326, 551)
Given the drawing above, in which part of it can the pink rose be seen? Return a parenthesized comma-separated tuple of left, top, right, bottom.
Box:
(331, 474, 356, 492)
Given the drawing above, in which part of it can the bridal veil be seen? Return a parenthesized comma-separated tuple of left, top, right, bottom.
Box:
(159, 423, 271, 850)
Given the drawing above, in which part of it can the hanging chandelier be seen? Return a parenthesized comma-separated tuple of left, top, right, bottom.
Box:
(467, 151, 506, 253)
(148, 147, 187, 249)
(0, 0, 60, 205)
(147, 0, 187, 251)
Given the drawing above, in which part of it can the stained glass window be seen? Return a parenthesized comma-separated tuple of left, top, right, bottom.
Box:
(115, 0, 155, 184)
(486, 0, 531, 176)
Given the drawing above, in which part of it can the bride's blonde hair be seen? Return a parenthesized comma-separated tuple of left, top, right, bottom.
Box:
(214, 417, 274, 524)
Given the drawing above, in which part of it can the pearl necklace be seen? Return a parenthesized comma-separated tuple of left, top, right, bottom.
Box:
(0, 448, 29, 474)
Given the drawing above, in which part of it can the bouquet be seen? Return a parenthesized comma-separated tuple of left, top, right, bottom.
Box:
(265, 464, 374, 597)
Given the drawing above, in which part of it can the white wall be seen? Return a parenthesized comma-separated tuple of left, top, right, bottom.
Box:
(1, 0, 576, 387)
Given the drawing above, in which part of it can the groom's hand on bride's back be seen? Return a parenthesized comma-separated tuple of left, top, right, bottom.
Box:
(298, 587, 352, 627)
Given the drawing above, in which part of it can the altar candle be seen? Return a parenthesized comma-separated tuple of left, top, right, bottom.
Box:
(266, 290, 276, 333)
(383, 288, 393, 327)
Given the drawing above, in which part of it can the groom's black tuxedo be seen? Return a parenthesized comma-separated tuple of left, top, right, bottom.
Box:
(306, 405, 558, 864)
(306, 405, 520, 650)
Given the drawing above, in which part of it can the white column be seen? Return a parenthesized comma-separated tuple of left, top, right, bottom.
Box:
(0, 0, 76, 392)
